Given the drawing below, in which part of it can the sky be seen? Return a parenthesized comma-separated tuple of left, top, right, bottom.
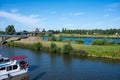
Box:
(0, 0, 120, 31)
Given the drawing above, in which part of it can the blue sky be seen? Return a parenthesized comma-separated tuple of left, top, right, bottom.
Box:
(0, 0, 120, 31)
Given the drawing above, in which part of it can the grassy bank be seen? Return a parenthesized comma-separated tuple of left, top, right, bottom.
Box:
(0, 38, 2, 45)
(37, 41, 120, 59)
(53, 33, 120, 38)
(5, 37, 120, 59)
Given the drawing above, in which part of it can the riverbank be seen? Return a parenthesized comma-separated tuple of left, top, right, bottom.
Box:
(53, 33, 120, 38)
(5, 37, 120, 59)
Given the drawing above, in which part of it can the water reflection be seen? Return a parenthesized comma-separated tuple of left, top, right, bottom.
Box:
(1, 46, 120, 80)
(31, 72, 46, 80)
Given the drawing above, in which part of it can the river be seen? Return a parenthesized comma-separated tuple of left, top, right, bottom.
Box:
(1, 46, 120, 80)
(44, 36, 120, 44)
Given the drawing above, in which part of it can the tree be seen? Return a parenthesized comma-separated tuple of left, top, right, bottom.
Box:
(42, 29, 46, 32)
(5, 25, 15, 34)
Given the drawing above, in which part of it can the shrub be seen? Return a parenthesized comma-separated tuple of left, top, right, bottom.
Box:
(57, 35, 62, 42)
(75, 39, 84, 44)
(107, 40, 115, 45)
(64, 39, 72, 43)
(50, 43, 57, 53)
(48, 36, 57, 41)
(32, 42, 42, 50)
(6, 41, 11, 46)
(92, 39, 116, 45)
(92, 40, 103, 45)
(42, 46, 49, 52)
(39, 32, 45, 37)
(92, 39, 107, 45)
(48, 32, 53, 37)
(62, 43, 73, 54)
(75, 49, 88, 56)
(6, 42, 20, 47)
(117, 42, 120, 45)
(56, 47, 62, 53)
(13, 42, 20, 47)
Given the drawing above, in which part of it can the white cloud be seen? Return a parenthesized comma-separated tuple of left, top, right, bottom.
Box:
(108, 2, 120, 8)
(0, 10, 45, 28)
(11, 9, 18, 13)
(29, 14, 40, 18)
(104, 2, 120, 12)
(104, 14, 110, 17)
(104, 8, 114, 11)
(69, 12, 85, 16)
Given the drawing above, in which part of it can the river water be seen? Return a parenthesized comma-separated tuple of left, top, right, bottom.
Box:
(44, 36, 120, 44)
(1, 46, 120, 80)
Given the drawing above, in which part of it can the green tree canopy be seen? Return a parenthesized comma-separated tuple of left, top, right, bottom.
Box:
(5, 25, 16, 34)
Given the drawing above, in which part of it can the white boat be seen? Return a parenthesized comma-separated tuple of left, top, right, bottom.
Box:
(0, 55, 29, 80)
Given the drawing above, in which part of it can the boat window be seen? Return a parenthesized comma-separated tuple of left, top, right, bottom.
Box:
(7, 66, 12, 71)
(13, 65, 18, 70)
(0, 59, 4, 63)
(4, 58, 10, 62)
(0, 67, 5, 71)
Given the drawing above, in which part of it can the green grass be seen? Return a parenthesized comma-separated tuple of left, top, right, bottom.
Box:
(53, 33, 120, 38)
(14, 38, 120, 59)
(42, 41, 120, 59)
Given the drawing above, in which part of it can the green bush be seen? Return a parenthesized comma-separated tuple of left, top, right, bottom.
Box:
(117, 42, 120, 45)
(48, 36, 57, 41)
(92, 39, 115, 45)
(56, 47, 62, 53)
(75, 39, 84, 44)
(75, 49, 88, 56)
(57, 35, 62, 42)
(62, 43, 73, 54)
(48, 32, 53, 37)
(64, 39, 72, 43)
(92, 40, 102, 45)
(107, 40, 115, 45)
(32, 42, 42, 50)
(6, 41, 11, 46)
(6, 42, 20, 47)
(50, 43, 57, 53)
(42, 46, 49, 52)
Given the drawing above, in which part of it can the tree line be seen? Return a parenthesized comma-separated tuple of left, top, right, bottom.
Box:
(0, 25, 16, 35)
(0, 25, 120, 35)
(61, 28, 120, 35)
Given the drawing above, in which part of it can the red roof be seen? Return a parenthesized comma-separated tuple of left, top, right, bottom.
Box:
(10, 56, 28, 60)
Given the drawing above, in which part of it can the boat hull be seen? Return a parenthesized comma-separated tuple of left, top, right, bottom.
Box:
(0, 68, 28, 80)
(3, 73, 29, 80)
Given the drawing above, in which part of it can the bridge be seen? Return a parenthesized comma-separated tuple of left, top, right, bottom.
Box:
(0, 35, 28, 45)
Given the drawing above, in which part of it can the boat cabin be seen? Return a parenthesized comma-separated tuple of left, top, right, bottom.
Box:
(0, 55, 29, 79)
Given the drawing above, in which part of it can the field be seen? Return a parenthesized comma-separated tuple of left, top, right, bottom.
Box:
(14, 37, 120, 59)
(53, 33, 120, 38)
